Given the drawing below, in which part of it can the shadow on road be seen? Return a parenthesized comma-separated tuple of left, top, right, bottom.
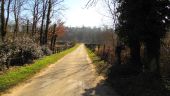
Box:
(82, 80, 119, 96)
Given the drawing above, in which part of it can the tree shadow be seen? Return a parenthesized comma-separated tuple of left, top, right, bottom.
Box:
(82, 80, 119, 96)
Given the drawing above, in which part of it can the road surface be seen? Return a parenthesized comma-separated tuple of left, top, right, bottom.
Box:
(2, 44, 118, 96)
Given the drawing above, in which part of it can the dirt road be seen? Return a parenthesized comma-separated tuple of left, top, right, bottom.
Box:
(2, 44, 118, 96)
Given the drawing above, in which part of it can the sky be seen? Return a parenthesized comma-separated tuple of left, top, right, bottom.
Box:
(63, 0, 112, 27)
(9, 0, 112, 28)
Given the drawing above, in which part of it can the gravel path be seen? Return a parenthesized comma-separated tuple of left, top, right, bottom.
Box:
(2, 44, 118, 96)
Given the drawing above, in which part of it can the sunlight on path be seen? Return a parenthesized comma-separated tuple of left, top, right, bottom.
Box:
(2, 44, 118, 96)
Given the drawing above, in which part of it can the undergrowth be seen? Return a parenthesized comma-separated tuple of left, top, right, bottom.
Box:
(86, 47, 110, 76)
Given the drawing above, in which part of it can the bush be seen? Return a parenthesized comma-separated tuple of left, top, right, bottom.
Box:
(41, 46, 52, 56)
(0, 51, 8, 71)
(0, 42, 15, 70)
(0, 37, 44, 70)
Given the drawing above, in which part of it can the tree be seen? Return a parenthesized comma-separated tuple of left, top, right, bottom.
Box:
(1, 0, 5, 42)
(39, 0, 64, 46)
(116, 0, 170, 75)
(26, 20, 29, 34)
(32, 0, 40, 36)
(50, 20, 65, 52)
(104, 0, 122, 65)
(142, 0, 170, 75)
(50, 24, 57, 52)
(44, 0, 52, 45)
(12, 0, 25, 37)
(115, 0, 142, 71)
(4, 0, 12, 39)
(40, 0, 48, 45)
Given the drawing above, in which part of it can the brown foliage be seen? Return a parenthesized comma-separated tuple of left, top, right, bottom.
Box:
(48, 20, 65, 38)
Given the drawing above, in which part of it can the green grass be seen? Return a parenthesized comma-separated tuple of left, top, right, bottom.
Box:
(86, 48, 100, 63)
(85, 47, 108, 76)
(0, 44, 79, 92)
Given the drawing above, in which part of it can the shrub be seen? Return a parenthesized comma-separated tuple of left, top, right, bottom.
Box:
(0, 51, 8, 71)
(41, 46, 53, 56)
(0, 37, 44, 70)
(0, 42, 16, 70)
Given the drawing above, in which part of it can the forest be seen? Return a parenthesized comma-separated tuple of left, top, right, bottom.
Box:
(0, 0, 170, 96)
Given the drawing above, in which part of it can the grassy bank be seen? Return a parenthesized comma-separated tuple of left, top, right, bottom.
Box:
(0, 44, 79, 92)
(86, 47, 109, 76)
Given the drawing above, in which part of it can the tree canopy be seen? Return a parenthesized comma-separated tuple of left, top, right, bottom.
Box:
(116, 0, 170, 74)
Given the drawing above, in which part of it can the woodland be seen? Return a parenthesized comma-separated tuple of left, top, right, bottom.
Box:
(1, 0, 170, 96)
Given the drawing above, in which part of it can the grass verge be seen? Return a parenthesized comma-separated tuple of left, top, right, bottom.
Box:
(85, 47, 109, 76)
(0, 44, 79, 93)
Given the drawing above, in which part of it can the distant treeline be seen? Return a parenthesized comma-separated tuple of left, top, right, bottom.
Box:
(59, 26, 116, 44)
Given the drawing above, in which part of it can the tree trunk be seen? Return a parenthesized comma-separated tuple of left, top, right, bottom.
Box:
(32, 0, 37, 36)
(13, 0, 21, 38)
(50, 35, 57, 53)
(115, 45, 122, 65)
(50, 24, 57, 52)
(1, 0, 5, 42)
(50, 36, 54, 50)
(53, 36, 57, 53)
(44, 0, 52, 45)
(97, 44, 100, 56)
(40, 0, 47, 46)
(32, 0, 40, 37)
(14, 19, 19, 37)
(27, 20, 29, 34)
(32, 20, 35, 36)
(40, 18, 45, 45)
(144, 38, 160, 77)
(101, 44, 106, 60)
(129, 39, 142, 71)
(32, 7, 36, 36)
(4, 0, 11, 39)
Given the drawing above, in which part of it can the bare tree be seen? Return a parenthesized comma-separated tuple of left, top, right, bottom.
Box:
(40, 0, 48, 45)
(13, 0, 24, 37)
(85, 0, 98, 8)
(50, 23, 57, 52)
(44, 0, 52, 45)
(26, 19, 29, 34)
(104, 0, 123, 65)
(40, 0, 64, 46)
(104, 0, 118, 30)
(5, 0, 12, 35)
(32, 0, 40, 36)
(1, 0, 5, 42)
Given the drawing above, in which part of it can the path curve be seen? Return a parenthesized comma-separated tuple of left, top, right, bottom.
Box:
(2, 44, 118, 96)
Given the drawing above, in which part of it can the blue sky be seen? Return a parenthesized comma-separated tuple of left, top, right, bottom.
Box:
(12, 0, 112, 28)
(63, 0, 112, 27)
